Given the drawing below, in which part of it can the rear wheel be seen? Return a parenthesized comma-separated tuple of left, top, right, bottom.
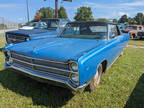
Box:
(87, 64, 103, 91)
(140, 37, 143, 40)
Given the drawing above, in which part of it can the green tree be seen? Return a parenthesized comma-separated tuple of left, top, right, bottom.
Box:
(74, 6, 94, 21)
(128, 17, 136, 25)
(118, 15, 128, 23)
(113, 19, 118, 23)
(34, 11, 41, 21)
(58, 6, 68, 19)
(135, 13, 143, 25)
(39, 7, 55, 18)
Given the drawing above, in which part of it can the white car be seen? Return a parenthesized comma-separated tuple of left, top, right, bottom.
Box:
(20, 22, 37, 30)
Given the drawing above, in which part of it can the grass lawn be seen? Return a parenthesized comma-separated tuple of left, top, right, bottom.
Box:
(129, 39, 144, 47)
(0, 35, 144, 108)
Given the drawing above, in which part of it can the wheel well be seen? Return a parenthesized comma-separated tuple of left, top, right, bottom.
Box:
(132, 34, 135, 36)
(101, 60, 107, 73)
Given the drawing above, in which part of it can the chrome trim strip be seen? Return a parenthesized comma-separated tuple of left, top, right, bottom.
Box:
(12, 58, 78, 74)
(12, 53, 68, 64)
(8, 38, 25, 41)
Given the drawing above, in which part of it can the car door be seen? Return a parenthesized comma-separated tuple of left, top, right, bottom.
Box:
(115, 25, 128, 51)
(107, 24, 123, 66)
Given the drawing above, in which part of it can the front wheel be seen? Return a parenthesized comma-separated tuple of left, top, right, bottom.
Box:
(87, 64, 103, 91)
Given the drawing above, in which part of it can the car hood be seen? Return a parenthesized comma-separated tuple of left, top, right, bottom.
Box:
(6, 38, 107, 62)
(6, 29, 57, 36)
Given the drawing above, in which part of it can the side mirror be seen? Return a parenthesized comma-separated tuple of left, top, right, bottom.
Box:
(110, 34, 116, 39)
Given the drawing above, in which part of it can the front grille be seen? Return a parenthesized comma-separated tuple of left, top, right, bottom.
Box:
(11, 53, 72, 78)
(6, 34, 27, 44)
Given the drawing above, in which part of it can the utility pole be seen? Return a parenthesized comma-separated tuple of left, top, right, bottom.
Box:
(26, 0, 30, 22)
(55, 0, 58, 18)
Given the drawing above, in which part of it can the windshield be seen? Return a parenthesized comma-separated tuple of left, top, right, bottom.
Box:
(59, 24, 108, 40)
(34, 20, 59, 30)
(127, 26, 137, 30)
(23, 22, 36, 27)
(28, 23, 37, 27)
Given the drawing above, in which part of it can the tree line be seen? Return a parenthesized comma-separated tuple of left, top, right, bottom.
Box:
(32, 6, 144, 25)
(33, 6, 94, 22)
(33, 6, 68, 21)
(118, 13, 144, 25)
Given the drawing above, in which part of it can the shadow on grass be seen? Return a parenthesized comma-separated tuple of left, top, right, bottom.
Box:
(0, 48, 2, 52)
(132, 38, 144, 41)
(124, 74, 144, 108)
(0, 69, 74, 108)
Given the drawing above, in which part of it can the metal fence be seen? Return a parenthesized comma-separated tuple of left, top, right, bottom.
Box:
(0, 17, 19, 30)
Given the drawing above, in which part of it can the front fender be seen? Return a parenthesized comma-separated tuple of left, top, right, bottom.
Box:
(78, 45, 108, 86)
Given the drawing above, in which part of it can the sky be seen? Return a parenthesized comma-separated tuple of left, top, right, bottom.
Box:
(0, 0, 144, 23)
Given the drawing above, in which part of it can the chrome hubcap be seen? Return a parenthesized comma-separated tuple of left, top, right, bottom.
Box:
(94, 70, 100, 86)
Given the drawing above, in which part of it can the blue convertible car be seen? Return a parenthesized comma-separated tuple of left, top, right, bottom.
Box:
(2, 21, 130, 92)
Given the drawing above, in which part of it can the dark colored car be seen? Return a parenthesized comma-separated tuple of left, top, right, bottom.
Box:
(5, 18, 70, 45)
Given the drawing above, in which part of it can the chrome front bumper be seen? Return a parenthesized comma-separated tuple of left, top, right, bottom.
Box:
(4, 63, 87, 92)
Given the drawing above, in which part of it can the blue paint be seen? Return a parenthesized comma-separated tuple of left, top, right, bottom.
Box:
(78, 33, 129, 85)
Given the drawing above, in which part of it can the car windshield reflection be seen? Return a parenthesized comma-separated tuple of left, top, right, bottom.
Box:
(34, 20, 59, 30)
(59, 24, 108, 40)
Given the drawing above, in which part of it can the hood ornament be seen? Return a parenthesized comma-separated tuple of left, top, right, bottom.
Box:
(32, 47, 38, 54)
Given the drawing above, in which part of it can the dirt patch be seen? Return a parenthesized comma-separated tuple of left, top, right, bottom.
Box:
(128, 45, 144, 49)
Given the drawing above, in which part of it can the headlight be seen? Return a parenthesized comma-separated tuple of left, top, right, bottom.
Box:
(7, 51, 11, 56)
(6, 57, 13, 64)
(26, 38, 30, 41)
(70, 73, 79, 83)
(70, 62, 78, 72)
(9, 57, 13, 64)
(4, 51, 13, 65)
(3, 50, 11, 58)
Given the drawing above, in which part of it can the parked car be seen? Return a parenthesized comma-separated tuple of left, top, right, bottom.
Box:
(2, 21, 130, 92)
(20, 22, 38, 30)
(137, 30, 144, 39)
(118, 23, 126, 31)
(5, 18, 70, 45)
(122, 25, 144, 39)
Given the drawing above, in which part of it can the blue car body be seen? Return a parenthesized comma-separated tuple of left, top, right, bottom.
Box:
(3, 21, 130, 91)
(6, 29, 57, 40)
(5, 18, 70, 45)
